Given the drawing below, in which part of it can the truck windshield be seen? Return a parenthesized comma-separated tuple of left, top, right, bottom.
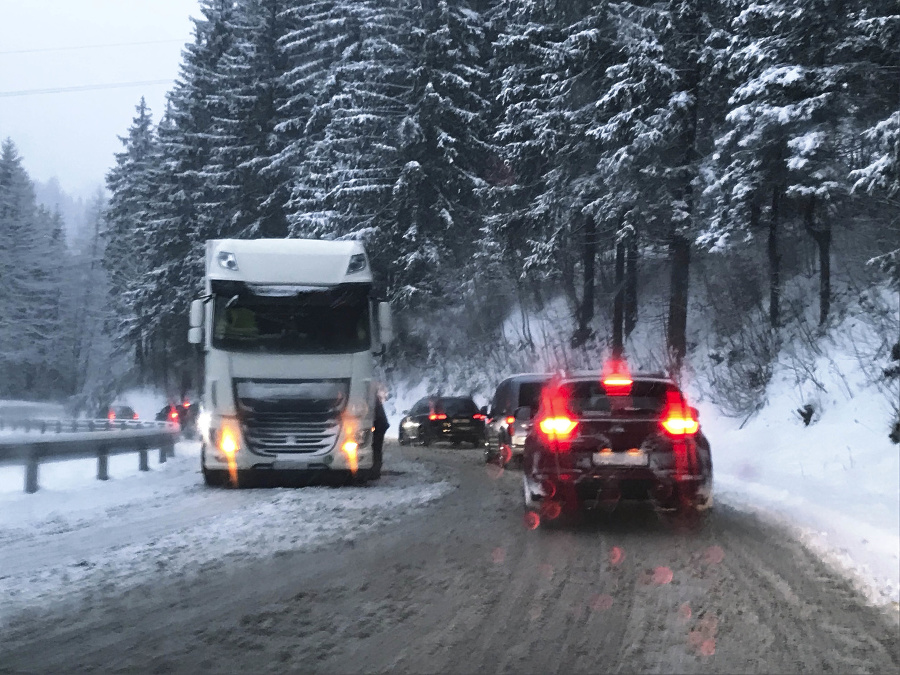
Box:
(212, 284, 370, 354)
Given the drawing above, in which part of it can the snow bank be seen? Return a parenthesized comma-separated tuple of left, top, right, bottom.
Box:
(0, 441, 452, 623)
(696, 316, 899, 610)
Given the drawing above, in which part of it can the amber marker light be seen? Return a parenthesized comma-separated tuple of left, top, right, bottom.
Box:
(343, 440, 359, 473)
(218, 421, 240, 486)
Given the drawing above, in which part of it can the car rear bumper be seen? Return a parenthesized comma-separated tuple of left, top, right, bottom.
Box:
(526, 467, 709, 510)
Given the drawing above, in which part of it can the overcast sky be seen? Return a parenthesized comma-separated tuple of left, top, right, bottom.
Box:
(0, 0, 202, 199)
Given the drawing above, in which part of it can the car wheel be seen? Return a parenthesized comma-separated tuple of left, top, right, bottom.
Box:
(421, 426, 432, 447)
(522, 474, 537, 511)
(398, 428, 409, 446)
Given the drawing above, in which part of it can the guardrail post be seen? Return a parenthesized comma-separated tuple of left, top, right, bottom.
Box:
(158, 443, 168, 464)
(165, 441, 175, 459)
(98, 448, 109, 481)
(139, 445, 149, 471)
(25, 446, 39, 493)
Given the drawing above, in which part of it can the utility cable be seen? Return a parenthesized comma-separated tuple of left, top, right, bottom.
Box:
(0, 80, 174, 98)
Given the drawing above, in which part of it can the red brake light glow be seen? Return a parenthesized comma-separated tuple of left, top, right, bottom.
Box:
(170, 410, 179, 420)
(428, 413, 447, 421)
(538, 416, 578, 439)
(505, 416, 515, 425)
(601, 358, 633, 395)
(473, 414, 485, 420)
(660, 391, 698, 436)
(107, 411, 115, 420)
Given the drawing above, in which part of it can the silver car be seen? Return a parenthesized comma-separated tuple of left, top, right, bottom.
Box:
(484, 373, 551, 466)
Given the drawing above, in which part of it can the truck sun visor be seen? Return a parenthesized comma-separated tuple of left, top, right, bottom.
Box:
(235, 379, 350, 412)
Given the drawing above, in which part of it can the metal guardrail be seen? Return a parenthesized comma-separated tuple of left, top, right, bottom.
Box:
(0, 419, 181, 493)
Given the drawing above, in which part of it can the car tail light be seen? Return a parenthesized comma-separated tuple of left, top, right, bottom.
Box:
(538, 416, 578, 439)
(428, 413, 447, 421)
(505, 416, 515, 425)
(602, 358, 633, 396)
(473, 414, 486, 420)
(107, 411, 115, 420)
(660, 391, 698, 437)
(169, 409, 179, 421)
(132, 412, 139, 419)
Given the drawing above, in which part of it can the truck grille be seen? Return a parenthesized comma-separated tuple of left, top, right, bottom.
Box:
(234, 378, 348, 454)
(242, 411, 341, 453)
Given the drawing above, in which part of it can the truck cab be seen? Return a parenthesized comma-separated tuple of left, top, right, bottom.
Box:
(188, 238, 393, 486)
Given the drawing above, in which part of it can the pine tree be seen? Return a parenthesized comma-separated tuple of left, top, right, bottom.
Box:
(386, 0, 490, 307)
(288, 1, 413, 276)
(103, 97, 159, 378)
(848, 2, 900, 284)
(0, 139, 75, 397)
(205, 0, 295, 239)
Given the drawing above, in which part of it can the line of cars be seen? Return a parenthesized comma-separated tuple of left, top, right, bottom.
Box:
(400, 360, 713, 522)
(99, 402, 198, 438)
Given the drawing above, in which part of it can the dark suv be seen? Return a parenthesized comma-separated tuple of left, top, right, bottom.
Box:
(399, 396, 486, 447)
(156, 402, 198, 438)
(521, 369, 712, 524)
(484, 373, 551, 466)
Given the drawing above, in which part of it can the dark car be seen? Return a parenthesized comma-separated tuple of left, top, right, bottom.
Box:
(103, 405, 138, 421)
(398, 396, 486, 447)
(484, 373, 552, 466)
(521, 367, 712, 525)
(156, 402, 198, 438)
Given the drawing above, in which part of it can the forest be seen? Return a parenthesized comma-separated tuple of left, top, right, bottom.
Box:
(0, 0, 897, 430)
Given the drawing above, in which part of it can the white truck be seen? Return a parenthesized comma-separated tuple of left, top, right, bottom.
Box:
(188, 238, 393, 486)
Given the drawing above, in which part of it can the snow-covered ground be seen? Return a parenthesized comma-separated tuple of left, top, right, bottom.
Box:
(0, 440, 452, 624)
(696, 363, 899, 610)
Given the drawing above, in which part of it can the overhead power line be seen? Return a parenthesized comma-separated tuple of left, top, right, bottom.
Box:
(0, 39, 186, 55)
(0, 80, 175, 98)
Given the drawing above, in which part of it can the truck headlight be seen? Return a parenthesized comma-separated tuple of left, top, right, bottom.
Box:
(216, 418, 242, 454)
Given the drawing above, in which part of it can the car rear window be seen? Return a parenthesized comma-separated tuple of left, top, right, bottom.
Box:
(517, 381, 546, 411)
(437, 398, 478, 416)
(559, 380, 673, 415)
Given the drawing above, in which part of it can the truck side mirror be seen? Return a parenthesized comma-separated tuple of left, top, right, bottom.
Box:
(189, 298, 204, 328)
(378, 302, 394, 346)
(187, 327, 203, 344)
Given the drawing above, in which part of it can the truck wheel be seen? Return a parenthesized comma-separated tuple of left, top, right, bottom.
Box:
(359, 406, 385, 482)
(202, 468, 229, 487)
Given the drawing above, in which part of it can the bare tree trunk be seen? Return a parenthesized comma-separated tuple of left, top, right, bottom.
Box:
(804, 195, 831, 325)
(768, 187, 781, 329)
(612, 237, 625, 358)
(667, 234, 691, 370)
(624, 231, 638, 339)
(572, 216, 596, 347)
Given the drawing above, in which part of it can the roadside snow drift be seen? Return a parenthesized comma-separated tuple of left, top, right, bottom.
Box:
(0, 441, 452, 624)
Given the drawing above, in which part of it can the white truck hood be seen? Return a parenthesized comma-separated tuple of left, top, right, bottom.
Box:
(227, 352, 356, 380)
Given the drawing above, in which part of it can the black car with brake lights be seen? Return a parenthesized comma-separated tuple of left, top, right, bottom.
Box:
(399, 396, 486, 447)
(156, 402, 198, 438)
(521, 363, 712, 524)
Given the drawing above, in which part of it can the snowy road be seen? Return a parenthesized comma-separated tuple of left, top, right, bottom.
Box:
(1, 444, 897, 673)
